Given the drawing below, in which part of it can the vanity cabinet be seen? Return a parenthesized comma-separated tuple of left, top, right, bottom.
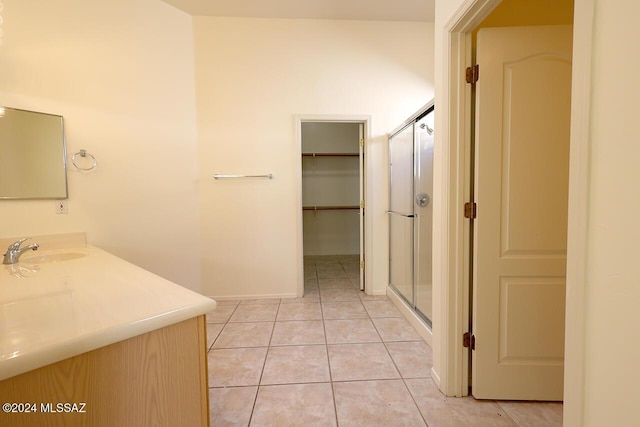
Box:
(0, 316, 210, 427)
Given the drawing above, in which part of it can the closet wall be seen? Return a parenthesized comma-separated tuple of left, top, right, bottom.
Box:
(302, 123, 360, 256)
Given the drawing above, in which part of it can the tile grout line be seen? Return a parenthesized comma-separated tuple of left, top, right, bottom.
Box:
(381, 333, 431, 427)
(314, 258, 341, 427)
(366, 294, 430, 427)
(207, 302, 240, 353)
(247, 298, 281, 426)
(494, 401, 521, 427)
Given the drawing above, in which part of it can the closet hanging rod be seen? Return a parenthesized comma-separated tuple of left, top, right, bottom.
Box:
(301, 153, 359, 157)
(303, 205, 360, 211)
(213, 174, 273, 180)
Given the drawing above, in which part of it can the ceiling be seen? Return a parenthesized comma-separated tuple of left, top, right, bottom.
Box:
(160, 0, 435, 22)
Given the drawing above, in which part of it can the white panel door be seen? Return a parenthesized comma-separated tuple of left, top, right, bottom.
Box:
(472, 25, 572, 400)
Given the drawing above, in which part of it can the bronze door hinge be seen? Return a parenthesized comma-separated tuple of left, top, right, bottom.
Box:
(463, 332, 476, 350)
(466, 64, 479, 84)
(464, 202, 477, 219)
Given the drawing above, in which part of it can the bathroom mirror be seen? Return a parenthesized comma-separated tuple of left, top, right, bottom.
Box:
(0, 106, 68, 199)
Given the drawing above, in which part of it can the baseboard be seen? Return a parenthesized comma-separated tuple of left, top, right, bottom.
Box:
(386, 286, 433, 347)
(366, 288, 388, 296)
(430, 367, 442, 389)
(208, 293, 298, 301)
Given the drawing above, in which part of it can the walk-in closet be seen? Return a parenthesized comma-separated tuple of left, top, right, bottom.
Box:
(302, 122, 364, 290)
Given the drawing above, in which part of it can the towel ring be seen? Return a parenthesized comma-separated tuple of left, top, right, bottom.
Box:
(71, 149, 97, 171)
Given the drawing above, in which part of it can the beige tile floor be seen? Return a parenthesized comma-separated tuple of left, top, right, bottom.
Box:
(206, 255, 563, 427)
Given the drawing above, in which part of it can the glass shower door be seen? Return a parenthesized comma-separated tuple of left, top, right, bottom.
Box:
(388, 103, 434, 327)
(388, 124, 415, 304)
(414, 111, 434, 322)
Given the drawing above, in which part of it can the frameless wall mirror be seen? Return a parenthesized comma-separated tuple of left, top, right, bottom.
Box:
(0, 106, 68, 199)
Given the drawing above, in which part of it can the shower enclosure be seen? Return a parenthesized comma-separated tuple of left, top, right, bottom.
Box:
(388, 102, 434, 326)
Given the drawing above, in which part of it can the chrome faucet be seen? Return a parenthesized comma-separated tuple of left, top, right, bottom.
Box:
(3, 238, 39, 265)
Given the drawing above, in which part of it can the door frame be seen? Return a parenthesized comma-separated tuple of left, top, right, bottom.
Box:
(294, 115, 372, 298)
(435, 0, 593, 422)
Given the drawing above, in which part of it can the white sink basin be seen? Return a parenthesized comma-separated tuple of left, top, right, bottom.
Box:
(21, 251, 87, 265)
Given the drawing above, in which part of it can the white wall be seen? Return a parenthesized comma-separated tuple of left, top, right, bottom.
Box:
(0, 0, 202, 291)
(0, 6, 435, 299)
(194, 17, 434, 298)
(581, 1, 640, 425)
(432, 0, 468, 395)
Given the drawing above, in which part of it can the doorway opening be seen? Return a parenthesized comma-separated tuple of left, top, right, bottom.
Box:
(296, 118, 367, 298)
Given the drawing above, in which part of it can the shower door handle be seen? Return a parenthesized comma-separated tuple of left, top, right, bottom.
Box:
(415, 193, 430, 208)
(386, 211, 415, 218)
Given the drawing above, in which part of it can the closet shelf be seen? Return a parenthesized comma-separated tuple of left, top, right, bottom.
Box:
(303, 205, 360, 211)
(302, 153, 359, 157)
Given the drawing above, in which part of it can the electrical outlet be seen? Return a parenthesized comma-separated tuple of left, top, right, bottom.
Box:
(56, 200, 68, 214)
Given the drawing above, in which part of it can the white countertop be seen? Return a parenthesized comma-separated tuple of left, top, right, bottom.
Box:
(0, 235, 216, 381)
